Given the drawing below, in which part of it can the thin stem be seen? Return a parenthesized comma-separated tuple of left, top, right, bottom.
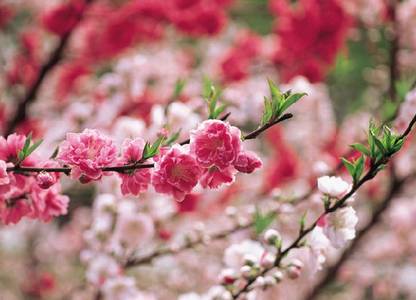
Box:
(244, 113, 293, 140)
(125, 222, 254, 268)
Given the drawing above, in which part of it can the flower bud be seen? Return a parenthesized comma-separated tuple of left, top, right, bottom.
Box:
(286, 259, 304, 279)
(263, 229, 281, 246)
(260, 252, 276, 269)
(36, 171, 55, 189)
(239, 265, 252, 279)
(218, 269, 237, 285)
(272, 270, 284, 282)
(242, 253, 257, 266)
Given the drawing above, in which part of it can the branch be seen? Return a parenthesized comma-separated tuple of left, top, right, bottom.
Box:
(4, 0, 95, 136)
(6, 163, 155, 176)
(305, 171, 416, 300)
(124, 221, 254, 268)
(244, 113, 293, 140)
(231, 113, 416, 299)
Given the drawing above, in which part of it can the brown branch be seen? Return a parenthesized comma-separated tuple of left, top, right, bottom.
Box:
(231, 113, 416, 299)
(6, 163, 155, 175)
(125, 221, 254, 268)
(305, 171, 416, 300)
(4, 0, 95, 136)
(244, 113, 293, 140)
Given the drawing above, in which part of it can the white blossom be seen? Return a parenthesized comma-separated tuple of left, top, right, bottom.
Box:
(317, 176, 351, 198)
(322, 207, 358, 249)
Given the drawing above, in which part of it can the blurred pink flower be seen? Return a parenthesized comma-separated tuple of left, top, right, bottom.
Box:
(29, 184, 69, 223)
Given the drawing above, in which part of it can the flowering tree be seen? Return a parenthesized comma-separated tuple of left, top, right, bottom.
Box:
(1, 0, 416, 300)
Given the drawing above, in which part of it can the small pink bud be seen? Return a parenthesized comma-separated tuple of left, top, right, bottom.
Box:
(36, 171, 55, 189)
(260, 252, 276, 269)
(239, 265, 252, 279)
(263, 229, 281, 246)
(242, 253, 257, 266)
(272, 270, 284, 282)
(286, 259, 303, 279)
(218, 269, 237, 285)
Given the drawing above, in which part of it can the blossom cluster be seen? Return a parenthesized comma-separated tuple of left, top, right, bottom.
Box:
(1, 119, 262, 225)
(208, 175, 358, 298)
(0, 134, 68, 225)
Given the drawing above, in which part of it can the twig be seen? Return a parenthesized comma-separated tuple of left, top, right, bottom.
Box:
(305, 171, 416, 300)
(231, 113, 416, 299)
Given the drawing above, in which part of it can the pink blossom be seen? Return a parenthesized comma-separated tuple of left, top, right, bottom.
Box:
(233, 150, 262, 174)
(57, 129, 118, 180)
(0, 133, 40, 166)
(0, 159, 10, 193)
(0, 189, 31, 225)
(29, 184, 69, 223)
(36, 171, 55, 189)
(200, 166, 237, 189)
(118, 138, 151, 196)
(152, 145, 200, 201)
(190, 120, 242, 169)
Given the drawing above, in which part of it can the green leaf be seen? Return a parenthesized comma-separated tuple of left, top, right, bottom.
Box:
(267, 77, 280, 100)
(202, 76, 213, 99)
(17, 150, 25, 164)
(164, 129, 182, 147)
(354, 154, 366, 182)
(372, 132, 388, 155)
(340, 157, 355, 179)
(376, 164, 389, 173)
(142, 142, 152, 160)
(300, 211, 307, 231)
(149, 134, 165, 156)
(261, 96, 273, 126)
(279, 92, 307, 116)
(172, 78, 187, 100)
(391, 138, 405, 154)
(253, 207, 276, 235)
(26, 139, 43, 158)
(349, 143, 371, 157)
(50, 146, 60, 159)
(23, 132, 32, 154)
(212, 104, 227, 119)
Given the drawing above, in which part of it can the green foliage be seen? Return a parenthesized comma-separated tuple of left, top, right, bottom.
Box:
(142, 135, 166, 161)
(202, 77, 227, 119)
(50, 146, 60, 160)
(340, 154, 366, 185)
(253, 206, 276, 235)
(17, 132, 43, 165)
(343, 118, 406, 182)
(261, 78, 306, 126)
(164, 129, 182, 147)
(300, 211, 307, 232)
(172, 78, 187, 100)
